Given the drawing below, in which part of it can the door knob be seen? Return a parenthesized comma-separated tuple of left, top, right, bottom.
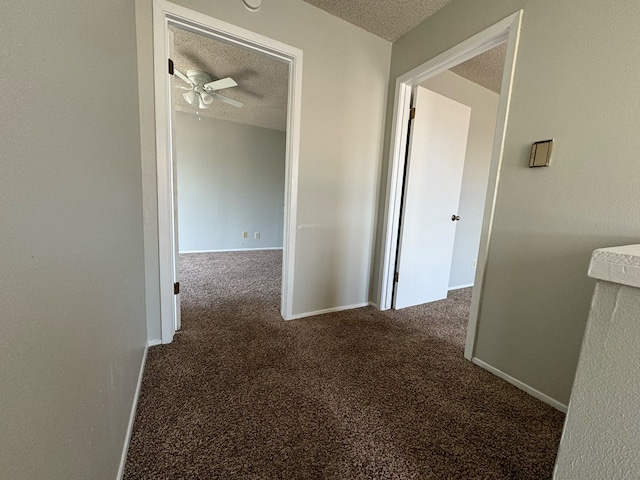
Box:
(451, 215, 460, 221)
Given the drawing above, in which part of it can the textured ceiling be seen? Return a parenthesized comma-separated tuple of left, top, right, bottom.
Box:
(451, 44, 506, 93)
(302, 0, 505, 93)
(170, 1, 505, 131)
(170, 26, 289, 131)
(302, 0, 453, 42)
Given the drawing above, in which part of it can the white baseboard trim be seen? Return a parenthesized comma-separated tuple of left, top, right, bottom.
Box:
(286, 302, 370, 321)
(368, 301, 380, 309)
(117, 345, 148, 480)
(449, 283, 474, 291)
(472, 357, 567, 413)
(180, 247, 283, 254)
(147, 338, 161, 347)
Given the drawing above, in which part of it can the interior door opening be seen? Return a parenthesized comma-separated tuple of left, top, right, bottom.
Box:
(168, 25, 289, 331)
(152, 0, 304, 344)
(378, 11, 523, 360)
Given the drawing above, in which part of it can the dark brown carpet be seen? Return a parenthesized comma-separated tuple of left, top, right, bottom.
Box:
(124, 250, 564, 479)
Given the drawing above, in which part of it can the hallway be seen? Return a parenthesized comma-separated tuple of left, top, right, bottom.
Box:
(124, 251, 564, 479)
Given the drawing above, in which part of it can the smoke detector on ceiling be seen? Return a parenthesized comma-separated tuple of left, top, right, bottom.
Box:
(242, 0, 262, 12)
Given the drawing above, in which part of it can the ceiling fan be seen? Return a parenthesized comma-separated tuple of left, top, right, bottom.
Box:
(174, 69, 244, 109)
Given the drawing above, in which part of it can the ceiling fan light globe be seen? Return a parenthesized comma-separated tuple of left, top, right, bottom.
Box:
(198, 96, 210, 109)
(183, 91, 196, 105)
(200, 93, 214, 106)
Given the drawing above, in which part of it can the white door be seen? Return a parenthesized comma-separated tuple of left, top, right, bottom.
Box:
(393, 87, 471, 309)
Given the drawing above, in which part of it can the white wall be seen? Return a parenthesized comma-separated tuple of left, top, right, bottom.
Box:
(1, 1, 147, 479)
(175, 113, 286, 252)
(137, 0, 391, 341)
(420, 71, 499, 289)
(554, 279, 640, 478)
(376, 0, 640, 406)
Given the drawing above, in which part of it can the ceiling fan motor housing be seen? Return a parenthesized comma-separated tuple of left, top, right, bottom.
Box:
(186, 70, 212, 86)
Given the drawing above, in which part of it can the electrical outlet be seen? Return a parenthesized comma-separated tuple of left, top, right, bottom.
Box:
(254, 232, 260, 239)
(472, 259, 477, 268)
(242, 231, 248, 239)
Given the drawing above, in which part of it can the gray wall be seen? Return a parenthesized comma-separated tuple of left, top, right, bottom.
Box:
(375, 0, 640, 406)
(420, 70, 499, 289)
(1, 1, 147, 479)
(137, 0, 391, 341)
(175, 113, 286, 252)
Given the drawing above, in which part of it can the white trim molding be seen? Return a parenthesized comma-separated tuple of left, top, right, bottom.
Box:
(472, 358, 568, 413)
(179, 247, 284, 254)
(286, 303, 371, 321)
(376, 11, 523, 363)
(152, 0, 303, 343)
(117, 346, 148, 480)
(448, 283, 474, 291)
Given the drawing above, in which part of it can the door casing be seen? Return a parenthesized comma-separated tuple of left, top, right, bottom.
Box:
(377, 11, 523, 360)
(152, 0, 303, 343)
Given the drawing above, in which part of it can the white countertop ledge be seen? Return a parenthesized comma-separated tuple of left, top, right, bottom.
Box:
(588, 244, 640, 288)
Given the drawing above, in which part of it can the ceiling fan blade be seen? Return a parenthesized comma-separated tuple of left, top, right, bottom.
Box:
(203, 77, 237, 91)
(213, 93, 244, 108)
(174, 68, 193, 86)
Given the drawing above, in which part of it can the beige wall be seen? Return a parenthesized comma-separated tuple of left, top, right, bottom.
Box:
(137, 0, 391, 339)
(0, 1, 147, 479)
(375, 0, 640, 405)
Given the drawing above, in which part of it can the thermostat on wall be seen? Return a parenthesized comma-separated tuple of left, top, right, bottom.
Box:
(529, 139, 554, 167)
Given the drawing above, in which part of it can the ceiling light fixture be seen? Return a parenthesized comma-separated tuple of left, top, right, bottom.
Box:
(182, 90, 197, 105)
(175, 69, 243, 110)
(198, 92, 214, 109)
(241, 0, 262, 12)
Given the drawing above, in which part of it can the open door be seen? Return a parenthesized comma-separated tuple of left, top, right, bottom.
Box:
(393, 87, 471, 309)
(169, 29, 181, 331)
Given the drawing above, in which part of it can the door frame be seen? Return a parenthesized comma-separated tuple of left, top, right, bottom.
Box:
(152, 0, 303, 343)
(377, 11, 523, 360)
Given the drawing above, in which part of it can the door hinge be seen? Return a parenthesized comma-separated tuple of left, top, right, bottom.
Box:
(174, 282, 180, 295)
(168, 58, 174, 75)
(394, 271, 399, 283)
(409, 107, 416, 120)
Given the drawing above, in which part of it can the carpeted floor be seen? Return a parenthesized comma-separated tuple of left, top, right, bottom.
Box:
(124, 250, 565, 479)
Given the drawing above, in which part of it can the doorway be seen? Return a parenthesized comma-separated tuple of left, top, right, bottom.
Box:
(378, 11, 523, 360)
(152, 0, 303, 343)
(169, 25, 289, 332)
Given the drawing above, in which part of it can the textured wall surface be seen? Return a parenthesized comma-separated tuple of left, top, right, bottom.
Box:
(0, 1, 147, 478)
(175, 114, 286, 252)
(375, 0, 640, 406)
(554, 279, 640, 478)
